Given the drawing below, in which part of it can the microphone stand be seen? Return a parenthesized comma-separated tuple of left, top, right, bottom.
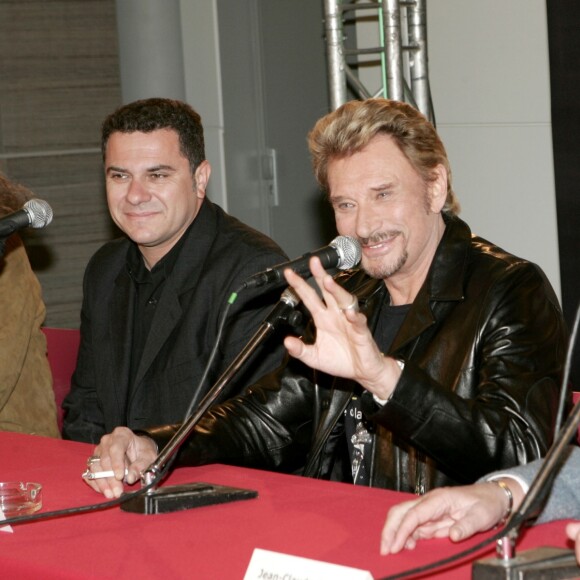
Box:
(472, 394, 580, 578)
(121, 287, 301, 514)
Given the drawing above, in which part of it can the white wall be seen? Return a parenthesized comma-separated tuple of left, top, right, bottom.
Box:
(356, 0, 560, 299)
(428, 0, 560, 298)
(178, 1, 561, 298)
(179, 0, 228, 210)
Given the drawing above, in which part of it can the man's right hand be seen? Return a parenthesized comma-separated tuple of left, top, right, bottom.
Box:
(83, 427, 158, 498)
(380, 480, 524, 555)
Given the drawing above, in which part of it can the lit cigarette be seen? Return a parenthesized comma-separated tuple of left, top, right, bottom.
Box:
(82, 468, 128, 480)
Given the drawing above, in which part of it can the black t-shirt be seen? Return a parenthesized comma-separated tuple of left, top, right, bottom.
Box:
(344, 298, 411, 485)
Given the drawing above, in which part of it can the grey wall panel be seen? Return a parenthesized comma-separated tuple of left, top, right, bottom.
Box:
(0, 0, 122, 328)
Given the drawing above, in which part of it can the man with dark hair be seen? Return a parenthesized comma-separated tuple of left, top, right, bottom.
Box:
(62, 98, 288, 443)
(83, 98, 567, 500)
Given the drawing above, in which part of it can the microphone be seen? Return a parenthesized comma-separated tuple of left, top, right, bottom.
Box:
(242, 235, 362, 290)
(0, 199, 53, 238)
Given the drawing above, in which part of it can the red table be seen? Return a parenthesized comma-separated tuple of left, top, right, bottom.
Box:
(0, 432, 574, 579)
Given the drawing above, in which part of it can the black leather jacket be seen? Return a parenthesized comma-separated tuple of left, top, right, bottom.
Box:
(147, 217, 567, 493)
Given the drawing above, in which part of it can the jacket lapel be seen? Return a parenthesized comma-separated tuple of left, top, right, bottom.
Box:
(391, 216, 470, 354)
(128, 200, 218, 399)
(131, 281, 184, 391)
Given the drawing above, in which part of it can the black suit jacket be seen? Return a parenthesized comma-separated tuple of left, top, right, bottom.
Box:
(62, 200, 288, 443)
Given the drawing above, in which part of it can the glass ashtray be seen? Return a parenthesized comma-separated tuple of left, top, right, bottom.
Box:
(0, 482, 42, 517)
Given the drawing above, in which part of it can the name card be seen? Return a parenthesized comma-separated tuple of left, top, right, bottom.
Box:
(244, 548, 373, 580)
(0, 510, 13, 533)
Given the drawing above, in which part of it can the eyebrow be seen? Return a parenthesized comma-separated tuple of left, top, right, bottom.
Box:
(146, 164, 176, 173)
(106, 165, 127, 175)
(329, 182, 395, 202)
(369, 182, 395, 191)
(106, 164, 176, 175)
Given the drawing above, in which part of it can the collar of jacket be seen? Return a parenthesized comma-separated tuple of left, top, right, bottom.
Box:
(305, 216, 474, 481)
(335, 215, 471, 353)
(109, 199, 222, 391)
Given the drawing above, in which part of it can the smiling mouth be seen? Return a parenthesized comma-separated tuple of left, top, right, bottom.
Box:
(361, 233, 399, 252)
(125, 211, 157, 219)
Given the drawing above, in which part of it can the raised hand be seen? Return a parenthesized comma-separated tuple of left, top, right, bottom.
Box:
(283, 257, 401, 401)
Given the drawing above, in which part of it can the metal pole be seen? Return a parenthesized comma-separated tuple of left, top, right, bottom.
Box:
(324, 0, 347, 110)
(407, 0, 431, 118)
(321, 0, 434, 116)
(115, 0, 185, 103)
(382, 0, 404, 101)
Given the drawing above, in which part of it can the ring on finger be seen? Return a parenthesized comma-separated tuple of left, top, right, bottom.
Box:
(86, 455, 101, 467)
(339, 295, 359, 313)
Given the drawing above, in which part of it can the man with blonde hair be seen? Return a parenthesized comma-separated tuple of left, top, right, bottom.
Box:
(83, 99, 567, 500)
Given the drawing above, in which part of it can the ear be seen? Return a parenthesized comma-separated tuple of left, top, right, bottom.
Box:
(427, 164, 447, 213)
(193, 160, 211, 199)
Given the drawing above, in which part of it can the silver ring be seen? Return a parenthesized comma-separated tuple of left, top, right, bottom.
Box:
(340, 295, 359, 313)
(86, 455, 100, 467)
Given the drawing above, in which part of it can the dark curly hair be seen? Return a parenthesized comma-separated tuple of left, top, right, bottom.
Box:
(101, 98, 206, 173)
(0, 173, 32, 218)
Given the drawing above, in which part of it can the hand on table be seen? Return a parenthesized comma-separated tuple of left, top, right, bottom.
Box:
(83, 427, 157, 499)
(380, 480, 524, 555)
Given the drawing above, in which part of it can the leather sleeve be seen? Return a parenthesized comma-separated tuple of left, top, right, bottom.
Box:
(144, 357, 316, 472)
(374, 260, 567, 483)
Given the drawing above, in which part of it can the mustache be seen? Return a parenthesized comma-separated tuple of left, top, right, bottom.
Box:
(358, 232, 399, 246)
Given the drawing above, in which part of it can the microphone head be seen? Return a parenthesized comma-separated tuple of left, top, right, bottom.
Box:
(330, 235, 362, 270)
(23, 199, 53, 229)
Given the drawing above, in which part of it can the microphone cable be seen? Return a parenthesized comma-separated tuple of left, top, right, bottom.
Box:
(0, 454, 174, 528)
(0, 291, 242, 528)
(181, 291, 238, 422)
(2, 277, 302, 527)
(378, 524, 520, 580)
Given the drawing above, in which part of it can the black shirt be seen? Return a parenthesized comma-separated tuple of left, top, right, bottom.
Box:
(344, 297, 411, 485)
(125, 223, 194, 403)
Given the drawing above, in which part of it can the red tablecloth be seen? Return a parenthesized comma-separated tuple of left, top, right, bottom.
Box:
(0, 432, 574, 579)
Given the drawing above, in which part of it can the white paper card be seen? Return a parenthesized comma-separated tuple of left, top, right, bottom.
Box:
(0, 509, 13, 533)
(244, 548, 373, 580)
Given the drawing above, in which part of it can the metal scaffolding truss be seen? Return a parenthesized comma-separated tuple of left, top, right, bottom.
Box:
(323, 0, 434, 122)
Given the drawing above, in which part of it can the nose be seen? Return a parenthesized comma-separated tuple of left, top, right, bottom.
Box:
(354, 202, 380, 240)
(125, 178, 152, 205)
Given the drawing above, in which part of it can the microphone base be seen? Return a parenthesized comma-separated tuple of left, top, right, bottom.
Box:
(120, 481, 258, 514)
(473, 546, 579, 579)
